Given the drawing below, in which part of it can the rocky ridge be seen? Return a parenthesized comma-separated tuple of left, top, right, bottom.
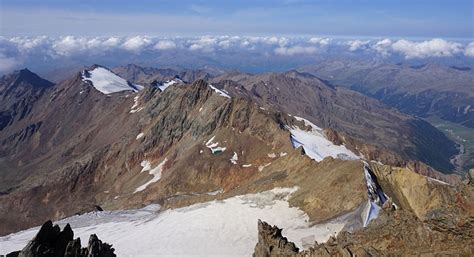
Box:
(6, 220, 115, 257)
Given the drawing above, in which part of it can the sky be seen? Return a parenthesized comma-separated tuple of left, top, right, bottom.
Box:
(1, 0, 473, 38)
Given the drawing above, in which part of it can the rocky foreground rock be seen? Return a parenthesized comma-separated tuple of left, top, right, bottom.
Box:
(254, 207, 474, 256)
(6, 220, 115, 257)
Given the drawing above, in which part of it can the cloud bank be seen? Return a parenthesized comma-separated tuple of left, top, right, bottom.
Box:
(0, 36, 473, 73)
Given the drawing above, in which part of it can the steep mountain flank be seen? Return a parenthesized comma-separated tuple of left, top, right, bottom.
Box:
(0, 69, 54, 132)
(210, 71, 458, 172)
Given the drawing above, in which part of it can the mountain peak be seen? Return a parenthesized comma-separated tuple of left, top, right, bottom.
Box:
(11, 68, 54, 88)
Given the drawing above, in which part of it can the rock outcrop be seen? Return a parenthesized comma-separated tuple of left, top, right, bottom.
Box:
(7, 220, 115, 257)
(254, 208, 474, 256)
(253, 166, 474, 257)
(253, 220, 299, 257)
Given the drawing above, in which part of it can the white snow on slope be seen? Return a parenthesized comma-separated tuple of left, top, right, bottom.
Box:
(130, 95, 144, 113)
(205, 136, 227, 154)
(289, 116, 358, 162)
(136, 132, 144, 140)
(361, 162, 391, 227)
(82, 67, 142, 94)
(134, 158, 167, 193)
(0, 187, 348, 257)
(230, 152, 238, 164)
(157, 78, 184, 92)
(209, 84, 231, 98)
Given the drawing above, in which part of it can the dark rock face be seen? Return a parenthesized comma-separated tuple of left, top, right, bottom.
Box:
(253, 220, 299, 257)
(9, 220, 115, 257)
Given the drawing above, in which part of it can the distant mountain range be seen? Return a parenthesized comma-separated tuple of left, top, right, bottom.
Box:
(300, 60, 474, 128)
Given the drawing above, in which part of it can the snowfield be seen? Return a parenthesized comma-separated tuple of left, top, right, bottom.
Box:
(289, 116, 359, 162)
(0, 187, 348, 256)
(82, 67, 142, 94)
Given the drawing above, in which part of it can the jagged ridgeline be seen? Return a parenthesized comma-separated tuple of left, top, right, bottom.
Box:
(0, 65, 471, 256)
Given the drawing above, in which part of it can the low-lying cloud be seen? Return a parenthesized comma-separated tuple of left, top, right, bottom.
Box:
(0, 35, 473, 73)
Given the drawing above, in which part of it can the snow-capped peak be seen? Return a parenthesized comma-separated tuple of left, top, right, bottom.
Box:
(82, 66, 142, 94)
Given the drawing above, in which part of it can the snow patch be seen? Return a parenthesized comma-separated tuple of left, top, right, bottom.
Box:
(288, 116, 359, 162)
(130, 95, 144, 113)
(258, 163, 271, 172)
(209, 84, 231, 98)
(280, 152, 288, 157)
(82, 67, 141, 94)
(134, 159, 167, 193)
(427, 177, 450, 186)
(206, 189, 224, 196)
(267, 153, 277, 158)
(156, 78, 183, 92)
(205, 136, 226, 154)
(136, 133, 144, 140)
(242, 164, 252, 168)
(230, 152, 238, 164)
(0, 187, 348, 256)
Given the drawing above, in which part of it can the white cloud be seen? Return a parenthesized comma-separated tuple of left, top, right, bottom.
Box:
(188, 36, 218, 52)
(0, 52, 21, 73)
(391, 38, 463, 59)
(465, 42, 474, 57)
(154, 40, 177, 50)
(102, 37, 122, 48)
(51, 36, 123, 56)
(52, 36, 88, 56)
(372, 38, 392, 57)
(258, 36, 289, 46)
(274, 46, 317, 55)
(347, 40, 370, 51)
(121, 36, 152, 51)
(308, 37, 330, 46)
(9, 36, 48, 53)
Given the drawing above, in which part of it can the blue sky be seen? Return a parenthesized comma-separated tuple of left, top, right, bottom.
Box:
(1, 0, 473, 38)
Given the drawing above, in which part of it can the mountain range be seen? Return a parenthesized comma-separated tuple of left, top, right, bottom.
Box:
(0, 64, 472, 256)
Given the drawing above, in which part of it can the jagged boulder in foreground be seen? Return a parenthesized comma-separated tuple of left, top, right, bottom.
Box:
(6, 220, 115, 257)
(253, 219, 299, 257)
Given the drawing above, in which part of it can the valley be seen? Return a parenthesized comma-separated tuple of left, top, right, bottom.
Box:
(425, 115, 474, 172)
